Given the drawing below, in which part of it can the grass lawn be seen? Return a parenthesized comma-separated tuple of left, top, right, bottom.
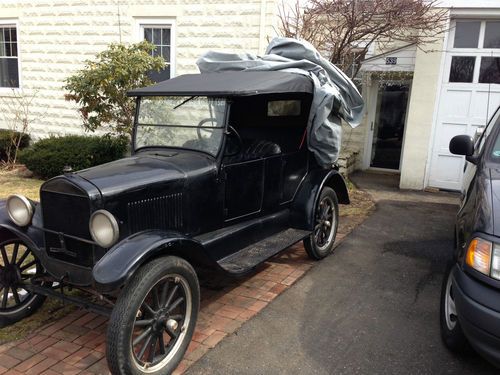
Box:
(0, 169, 75, 343)
(0, 170, 43, 200)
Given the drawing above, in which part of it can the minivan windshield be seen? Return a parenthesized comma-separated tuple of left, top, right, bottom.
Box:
(135, 96, 226, 156)
(486, 107, 500, 162)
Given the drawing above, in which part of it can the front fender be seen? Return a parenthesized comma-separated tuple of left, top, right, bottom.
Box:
(291, 168, 349, 230)
(92, 230, 219, 293)
(0, 200, 45, 257)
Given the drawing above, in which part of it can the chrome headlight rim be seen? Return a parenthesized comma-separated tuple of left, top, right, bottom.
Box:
(6, 194, 34, 227)
(89, 209, 120, 248)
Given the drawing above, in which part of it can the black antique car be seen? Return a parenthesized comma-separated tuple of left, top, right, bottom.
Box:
(440, 107, 500, 368)
(0, 71, 350, 374)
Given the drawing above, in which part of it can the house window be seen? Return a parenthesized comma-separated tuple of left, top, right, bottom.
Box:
(484, 21, 500, 49)
(449, 56, 476, 83)
(448, 20, 500, 84)
(479, 57, 500, 84)
(453, 21, 480, 48)
(142, 26, 172, 82)
(0, 25, 19, 88)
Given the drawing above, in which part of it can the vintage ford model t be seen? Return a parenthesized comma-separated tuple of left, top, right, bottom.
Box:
(0, 71, 354, 374)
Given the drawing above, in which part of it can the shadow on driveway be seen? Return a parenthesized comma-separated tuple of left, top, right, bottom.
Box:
(187, 198, 497, 374)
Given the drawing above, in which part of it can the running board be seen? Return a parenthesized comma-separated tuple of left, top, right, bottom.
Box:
(217, 228, 310, 274)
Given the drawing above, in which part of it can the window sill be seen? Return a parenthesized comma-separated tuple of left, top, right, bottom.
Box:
(0, 88, 22, 97)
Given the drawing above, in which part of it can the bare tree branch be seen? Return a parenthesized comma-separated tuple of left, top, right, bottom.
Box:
(278, 0, 448, 77)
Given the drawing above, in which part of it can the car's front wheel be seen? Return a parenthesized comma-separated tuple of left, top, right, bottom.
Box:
(303, 186, 339, 260)
(106, 256, 200, 375)
(0, 238, 47, 327)
(440, 262, 469, 352)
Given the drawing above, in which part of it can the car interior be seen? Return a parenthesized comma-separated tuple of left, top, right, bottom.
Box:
(223, 93, 313, 164)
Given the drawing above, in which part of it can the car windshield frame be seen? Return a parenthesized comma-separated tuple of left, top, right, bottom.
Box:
(483, 107, 500, 164)
(133, 95, 228, 157)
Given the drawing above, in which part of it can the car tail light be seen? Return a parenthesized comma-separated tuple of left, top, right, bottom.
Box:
(465, 238, 492, 275)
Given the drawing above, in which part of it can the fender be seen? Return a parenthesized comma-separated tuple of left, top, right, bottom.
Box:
(0, 200, 45, 258)
(291, 168, 349, 230)
(92, 230, 221, 293)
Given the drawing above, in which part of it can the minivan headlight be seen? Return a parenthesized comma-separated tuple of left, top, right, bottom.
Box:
(6, 194, 34, 227)
(464, 237, 500, 280)
(89, 210, 119, 248)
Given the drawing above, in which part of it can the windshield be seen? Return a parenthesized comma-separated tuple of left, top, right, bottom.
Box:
(486, 107, 500, 162)
(135, 96, 226, 156)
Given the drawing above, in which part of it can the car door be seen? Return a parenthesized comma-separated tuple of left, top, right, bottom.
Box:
(222, 158, 265, 221)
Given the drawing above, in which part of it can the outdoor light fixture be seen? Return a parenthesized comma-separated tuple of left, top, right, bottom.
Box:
(6, 194, 34, 227)
(89, 210, 120, 248)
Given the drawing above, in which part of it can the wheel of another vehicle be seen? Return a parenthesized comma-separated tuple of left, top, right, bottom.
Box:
(303, 186, 339, 260)
(106, 256, 200, 375)
(440, 262, 469, 353)
(0, 238, 47, 328)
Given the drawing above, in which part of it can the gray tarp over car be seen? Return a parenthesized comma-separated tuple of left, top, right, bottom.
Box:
(196, 37, 364, 167)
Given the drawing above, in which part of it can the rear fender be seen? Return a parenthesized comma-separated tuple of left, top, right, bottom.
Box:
(92, 230, 219, 293)
(291, 169, 349, 230)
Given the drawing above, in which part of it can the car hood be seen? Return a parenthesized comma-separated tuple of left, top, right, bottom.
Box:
(76, 150, 216, 199)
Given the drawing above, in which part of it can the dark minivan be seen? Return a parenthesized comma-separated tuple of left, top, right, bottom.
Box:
(440, 107, 500, 367)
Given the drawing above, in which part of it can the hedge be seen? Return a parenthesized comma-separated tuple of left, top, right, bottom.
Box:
(19, 135, 128, 179)
(0, 130, 31, 162)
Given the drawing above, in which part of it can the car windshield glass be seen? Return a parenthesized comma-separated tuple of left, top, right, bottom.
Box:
(487, 108, 500, 162)
(135, 96, 226, 156)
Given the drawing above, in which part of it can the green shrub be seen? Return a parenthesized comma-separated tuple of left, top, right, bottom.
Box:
(19, 135, 128, 179)
(0, 130, 30, 162)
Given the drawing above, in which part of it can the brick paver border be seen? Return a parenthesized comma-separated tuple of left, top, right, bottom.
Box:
(0, 222, 357, 375)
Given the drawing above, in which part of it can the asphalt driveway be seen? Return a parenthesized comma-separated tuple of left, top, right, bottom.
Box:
(187, 173, 498, 374)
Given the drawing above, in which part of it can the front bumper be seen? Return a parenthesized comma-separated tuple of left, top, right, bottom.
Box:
(452, 265, 500, 367)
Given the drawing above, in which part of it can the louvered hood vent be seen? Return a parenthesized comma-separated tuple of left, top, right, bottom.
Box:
(127, 193, 183, 233)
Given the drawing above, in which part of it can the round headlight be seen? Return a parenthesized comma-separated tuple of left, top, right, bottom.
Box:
(89, 210, 119, 248)
(6, 194, 34, 227)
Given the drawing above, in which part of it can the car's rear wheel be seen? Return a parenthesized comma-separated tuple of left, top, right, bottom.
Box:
(303, 187, 339, 260)
(440, 262, 469, 352)
(107, 256, 200, 375)
(0, 238, 46, 327)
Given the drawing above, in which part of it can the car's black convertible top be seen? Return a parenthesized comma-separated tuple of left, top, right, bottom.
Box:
(127, 71, 314, 97)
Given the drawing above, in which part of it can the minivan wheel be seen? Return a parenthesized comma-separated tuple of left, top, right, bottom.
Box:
(107, 256, 200, 375)
(0, 238, 46, 328)
(440, 263, 469, 353)
(304, 187, 339, 260)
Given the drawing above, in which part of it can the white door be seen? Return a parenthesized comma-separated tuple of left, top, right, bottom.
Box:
(428, 19, 500, 190)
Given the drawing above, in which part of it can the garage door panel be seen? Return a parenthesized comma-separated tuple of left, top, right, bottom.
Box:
(435, 122, 468, 153)
(470, 90, 500, 122)
(429, 154, 464, 190)
(440, 89, 471, 118)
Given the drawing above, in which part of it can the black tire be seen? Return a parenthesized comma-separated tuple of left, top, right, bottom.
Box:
(303, 186, 339, 260)
(107, 256, 200, 375)
(440, 262, 469, 353)
(0, 238, 46, 328)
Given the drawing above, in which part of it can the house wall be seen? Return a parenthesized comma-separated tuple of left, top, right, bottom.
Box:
(0, 0, 278, 138)
(398, 39, 444, 189)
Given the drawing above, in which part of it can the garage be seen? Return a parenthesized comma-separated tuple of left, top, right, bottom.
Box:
(428, 19, 500, 190)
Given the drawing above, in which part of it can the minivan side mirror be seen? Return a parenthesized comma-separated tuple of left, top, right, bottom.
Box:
(449, 135, 474, 157)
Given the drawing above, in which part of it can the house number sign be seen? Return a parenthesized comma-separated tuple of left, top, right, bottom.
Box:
(385, 57, 397, 65)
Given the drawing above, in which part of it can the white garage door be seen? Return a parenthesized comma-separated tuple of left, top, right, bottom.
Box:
(428, 19, 500, 190)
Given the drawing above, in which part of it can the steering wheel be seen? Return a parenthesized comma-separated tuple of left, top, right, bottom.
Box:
(225, 125, 243, 156)
(197, 118, 218, 139)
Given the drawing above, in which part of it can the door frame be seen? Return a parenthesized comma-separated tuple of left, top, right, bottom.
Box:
(362, 78, 412, 172)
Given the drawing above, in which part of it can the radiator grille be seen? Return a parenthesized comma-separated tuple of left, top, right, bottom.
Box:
(128, 193, 183, 233)
(41, 183, 94, 267)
